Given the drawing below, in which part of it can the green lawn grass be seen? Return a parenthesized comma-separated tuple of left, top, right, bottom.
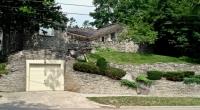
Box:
(87, 96, 200, 106)
(0, 63, 9, 77)
(86, 52, 191, 64)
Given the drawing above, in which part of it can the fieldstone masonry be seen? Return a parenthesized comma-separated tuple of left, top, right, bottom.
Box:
(64, 57, 137, 95)
(108, 62, 200, 77)
(109, 62, 200, 97)
(0, 52, 26, 92)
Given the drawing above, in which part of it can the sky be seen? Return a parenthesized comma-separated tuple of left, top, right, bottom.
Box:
(56, 0, 95, 27)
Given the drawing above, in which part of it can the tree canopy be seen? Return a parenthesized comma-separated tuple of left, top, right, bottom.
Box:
(0, 0, 68, 55)
(90, 0, 200, 58)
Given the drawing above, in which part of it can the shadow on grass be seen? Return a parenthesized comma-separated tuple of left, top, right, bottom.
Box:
(179, 56, 200, 64)
(139, 54, 154, 57)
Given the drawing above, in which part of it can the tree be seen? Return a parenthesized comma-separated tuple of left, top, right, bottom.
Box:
(0, 0, 68, 55)
(90, 0, 200, 58)
(67, 17, 77, 28)
(82, 20, 93, 29)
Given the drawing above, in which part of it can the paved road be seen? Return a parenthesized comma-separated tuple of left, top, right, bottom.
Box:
(0, 91, 200, 110)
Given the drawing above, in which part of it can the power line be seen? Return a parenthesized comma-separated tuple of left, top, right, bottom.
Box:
(57, 3, 94, 7)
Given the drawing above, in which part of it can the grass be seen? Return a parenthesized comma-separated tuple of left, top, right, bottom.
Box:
(86, 52, 191, 64)
(0, 63, 9, 77)
(87, 96, 200, 106)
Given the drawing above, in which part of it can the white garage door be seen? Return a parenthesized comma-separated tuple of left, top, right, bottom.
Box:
(26, 60, 64, 91)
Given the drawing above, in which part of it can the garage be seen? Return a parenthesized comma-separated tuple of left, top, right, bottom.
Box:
(26, 60, 65, 91)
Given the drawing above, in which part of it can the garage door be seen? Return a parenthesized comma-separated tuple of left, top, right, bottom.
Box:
(26, 60, 64, 91)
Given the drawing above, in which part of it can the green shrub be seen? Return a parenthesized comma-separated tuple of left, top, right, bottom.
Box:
(136, 75, 154, 84)
(105, 67, 126, 80)
(120, 79, 139, 88)
(166, 72, 184, 81)
(73, 62, 99, 74)
(147, 70, 163, 80)
(96, 57, 107, 75)
(0, 63, 9, 78)
(183, 71, 195, 78)
(184, 77, 200, 84)
(194, 75, 200, 79)
(0, 63, 6, 70)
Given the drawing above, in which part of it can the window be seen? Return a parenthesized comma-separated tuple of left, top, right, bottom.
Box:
(39, 27, 54, 36)
(101, 37, 105, 42)
(111, 33, 116, 41)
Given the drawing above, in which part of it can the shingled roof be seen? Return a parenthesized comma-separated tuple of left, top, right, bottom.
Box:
(67, 24, 122, 40)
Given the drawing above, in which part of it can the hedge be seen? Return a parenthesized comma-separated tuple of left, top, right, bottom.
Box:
(147, 70, 163, 80)
(96, 57, 107, 75)
(184, 77, 200, 84)
(166, 72, 184, 81)
(73, 62, 99, 74)
(183, 71, 195, 78)
(105, 67, 126, 80)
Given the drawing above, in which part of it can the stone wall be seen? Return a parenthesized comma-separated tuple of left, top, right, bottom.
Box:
(109, 62, 200, 77)
(64, 57, 137, 95)
(23, 30, 68, 52)
(0, 52, 26, 92)
(149, 80, 200, 97)
(109, 62, 200, 97)
(1, 50, 200, 97)
(67, 39, 154, 54)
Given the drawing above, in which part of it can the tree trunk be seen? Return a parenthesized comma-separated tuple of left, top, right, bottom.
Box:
(2, 23, 10, 56)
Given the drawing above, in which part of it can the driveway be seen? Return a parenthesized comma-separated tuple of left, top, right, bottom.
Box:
(0, 91, 101, 110)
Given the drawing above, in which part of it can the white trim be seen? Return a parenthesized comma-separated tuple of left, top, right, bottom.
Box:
(26, 60, 65, 91)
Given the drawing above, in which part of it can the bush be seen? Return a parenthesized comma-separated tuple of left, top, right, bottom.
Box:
(96, 57, 107, 75)
(120, 79, 139, 88)
(105, 67, 126, 80)
(147, 70, 163, 80)
(73, 62, 99, 74)
(183, 71, 195, 78)
(184, 77, 200, 84)
(0, 63, 6, 70)
(194, 75, 200, 79)
(166, 72, 184, 81)
(136, 75, 154, 84)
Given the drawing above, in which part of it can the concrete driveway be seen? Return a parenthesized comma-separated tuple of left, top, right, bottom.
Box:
(0, 91, 101, 110)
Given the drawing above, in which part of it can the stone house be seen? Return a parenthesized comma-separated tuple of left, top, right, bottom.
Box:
(67, 24, 154, 56)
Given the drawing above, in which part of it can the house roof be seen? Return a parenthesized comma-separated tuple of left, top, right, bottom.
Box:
(67, 24, 122, 40)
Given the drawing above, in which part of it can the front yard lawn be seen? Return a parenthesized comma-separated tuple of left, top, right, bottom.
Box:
(87, 96, 200, 106)
(87, 52, 193, 64)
